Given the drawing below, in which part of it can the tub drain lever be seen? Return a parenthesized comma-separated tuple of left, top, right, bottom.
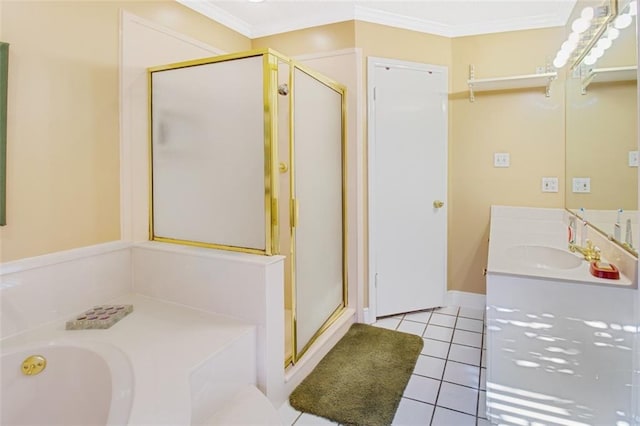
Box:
(21, 355, 47, 376)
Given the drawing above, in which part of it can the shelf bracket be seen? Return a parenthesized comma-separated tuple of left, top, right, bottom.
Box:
(469, 64, 476, 102)
(544, 60, 552, 97)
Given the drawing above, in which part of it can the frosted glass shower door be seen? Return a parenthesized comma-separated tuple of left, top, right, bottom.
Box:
(292, 66, 346, 357)
(150, 55, 274, 254)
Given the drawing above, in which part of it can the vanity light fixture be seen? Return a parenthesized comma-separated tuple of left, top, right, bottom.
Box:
(583, 1, 635, 66)
(552, 0, 619, 70)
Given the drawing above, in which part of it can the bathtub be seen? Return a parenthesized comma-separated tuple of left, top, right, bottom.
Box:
(0, 294, 260, 425)
(1, 340, 133, 426)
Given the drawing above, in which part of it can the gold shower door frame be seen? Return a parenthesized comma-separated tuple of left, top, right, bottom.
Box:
(147, 49, 348, 367)
(147, 49, 283, 255)
(287, 62, 348, 365)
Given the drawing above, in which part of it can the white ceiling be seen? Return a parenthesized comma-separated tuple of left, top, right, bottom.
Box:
(178, 0, 577, 39)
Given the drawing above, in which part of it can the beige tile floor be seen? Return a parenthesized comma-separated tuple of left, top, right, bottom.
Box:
(279, 306, 489, 426)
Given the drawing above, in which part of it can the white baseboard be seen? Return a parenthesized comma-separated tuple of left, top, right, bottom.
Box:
(359, 291, 486, 323)
(446, 290, 486, 310)
(362, 307, 374, 324)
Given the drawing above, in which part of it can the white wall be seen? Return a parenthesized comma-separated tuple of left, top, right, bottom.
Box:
(0, 242, 131, 339)
(131, 242, 286, 405)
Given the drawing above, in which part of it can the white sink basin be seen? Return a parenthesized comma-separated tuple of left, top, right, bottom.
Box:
(507, 245, 583, 270)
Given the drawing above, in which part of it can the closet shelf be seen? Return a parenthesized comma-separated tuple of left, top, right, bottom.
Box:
(467, 65, 557, 102)
(581, 65, 637, 93)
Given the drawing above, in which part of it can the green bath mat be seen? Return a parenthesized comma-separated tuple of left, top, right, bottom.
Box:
(289, 323, 423, 426)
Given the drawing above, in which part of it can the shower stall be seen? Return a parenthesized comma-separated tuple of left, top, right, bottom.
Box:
(148, 49, 347, 365)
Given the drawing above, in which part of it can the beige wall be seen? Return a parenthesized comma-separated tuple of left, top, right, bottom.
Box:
(0, 0, 250, 262)
(354, 21, 452, 67)
(252, 21, 355, 56)
(450, 28, 566, 294)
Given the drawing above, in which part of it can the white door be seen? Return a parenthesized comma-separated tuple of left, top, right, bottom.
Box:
(368, 57, 448, 318)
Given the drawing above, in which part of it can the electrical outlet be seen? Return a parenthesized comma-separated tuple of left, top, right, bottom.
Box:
(542, 177, 559, 193)
(572, 177, 591, 193)
(629, 151, 639, 167)
(494, 152, 510, 168)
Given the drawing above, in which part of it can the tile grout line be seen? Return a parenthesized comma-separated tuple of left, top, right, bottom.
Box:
(429, 307, 459, 426)
(471, 310, 485, 425)
(476, 312, 487, 425)
(348, 307, 486, 426)
(426, 307, 444, 426)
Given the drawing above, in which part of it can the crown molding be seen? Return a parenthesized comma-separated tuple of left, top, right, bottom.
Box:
(354, 5, 454, 37)
(179, 1, 570, 40)
(449, 13, 568, 37)
(354, 6, 567, 37)
(176, 0, 253, 37)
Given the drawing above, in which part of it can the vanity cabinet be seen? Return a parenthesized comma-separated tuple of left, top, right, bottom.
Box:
(485, 205, 637, 425)
(486, 273, 635, 425)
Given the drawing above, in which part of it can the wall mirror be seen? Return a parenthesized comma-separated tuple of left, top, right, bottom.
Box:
(0, 42, 8, 226)
(565, 0, 638, 256)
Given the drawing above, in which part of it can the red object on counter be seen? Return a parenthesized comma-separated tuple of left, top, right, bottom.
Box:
(589, 261, 620, 280)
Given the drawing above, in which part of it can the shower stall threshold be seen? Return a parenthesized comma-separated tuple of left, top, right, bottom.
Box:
(283, 308, 356, 397)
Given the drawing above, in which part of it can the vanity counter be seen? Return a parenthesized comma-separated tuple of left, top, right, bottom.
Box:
(487, 206, 635, 287)
(485, 205, 638, 425)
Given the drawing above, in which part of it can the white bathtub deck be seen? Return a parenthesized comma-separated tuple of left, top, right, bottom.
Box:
(1, 293, 257, 425)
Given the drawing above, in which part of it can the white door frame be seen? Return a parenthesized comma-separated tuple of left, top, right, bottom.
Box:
(367, 56, 448, 322)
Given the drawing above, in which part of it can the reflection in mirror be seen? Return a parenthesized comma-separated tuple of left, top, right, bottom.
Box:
(0, 42, 7, 227)
(565, 0, 638, 255)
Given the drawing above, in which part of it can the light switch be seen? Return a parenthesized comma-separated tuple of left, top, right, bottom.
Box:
(572, 177, 591, 193)
(494, 153, 510, 168)
(542, 177, 558, 193)
(629, 151, 639, 167)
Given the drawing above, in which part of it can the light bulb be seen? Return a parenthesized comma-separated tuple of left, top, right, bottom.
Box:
(597, 37, 612, 50)
(584, 55, 597, 65)
(553, 56, 568, 69)
(556, 50, 570, 62)
(591, 46, 605, 58)
(607, 27, 620, 40)
(572, 17, 590, 33)
(614, 14, 633, 29)
(630, 1, 637, 16)
(569, 32, 581, 44)
(561, 40, 577, 53)
(581, 7, 594, 21)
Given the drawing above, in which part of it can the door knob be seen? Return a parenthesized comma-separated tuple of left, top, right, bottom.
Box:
(433, 200, 444, 209)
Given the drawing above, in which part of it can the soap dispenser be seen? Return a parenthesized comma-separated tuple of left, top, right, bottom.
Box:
(579, 208, 588, 246)
(614, 209, 623, 241)
(568, 216, 576, 244)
